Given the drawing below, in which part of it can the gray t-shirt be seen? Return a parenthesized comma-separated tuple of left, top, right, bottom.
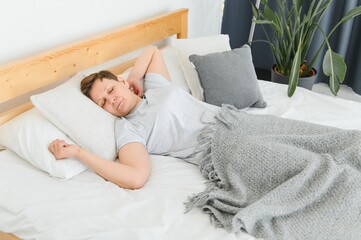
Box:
(115, 73, 219, 164)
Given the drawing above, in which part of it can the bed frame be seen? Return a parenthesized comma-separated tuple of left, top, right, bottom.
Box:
(0, 8, 188, 240)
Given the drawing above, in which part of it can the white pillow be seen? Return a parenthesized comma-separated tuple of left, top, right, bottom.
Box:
(171, 35, 231, 101)
(0, 108, 87, 179)
(160, 46, 189, 92)
(31, 72, 118, 161)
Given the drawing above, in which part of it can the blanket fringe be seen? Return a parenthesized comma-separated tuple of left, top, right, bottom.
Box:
(184, 187, 213, 213)
(185, 106, 237, 213)
(196, 116, 220, 184)
(196, 105, 239, 185)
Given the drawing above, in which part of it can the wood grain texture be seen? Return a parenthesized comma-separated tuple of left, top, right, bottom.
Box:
(0, 102, 33, 125)
(0, 232, 21, 240)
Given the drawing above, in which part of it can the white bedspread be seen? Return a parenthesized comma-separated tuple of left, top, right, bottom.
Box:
(0, 150, 255, 240)
(252, 80, 361, 130)
(1, 80, 361, 240)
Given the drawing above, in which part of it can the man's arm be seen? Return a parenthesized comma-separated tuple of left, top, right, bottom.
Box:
(49, 140, 150, 189)
(127, 46, 170, 96)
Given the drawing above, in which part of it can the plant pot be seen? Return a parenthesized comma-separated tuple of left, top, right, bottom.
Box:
(271, 65, 317, 90)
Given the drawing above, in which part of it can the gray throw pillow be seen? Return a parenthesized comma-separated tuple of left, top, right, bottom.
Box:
(189, 44, 267, 109)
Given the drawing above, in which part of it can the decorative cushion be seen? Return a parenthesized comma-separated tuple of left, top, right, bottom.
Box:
(171, 35, 231, 100)
(189, 44, 267, 109)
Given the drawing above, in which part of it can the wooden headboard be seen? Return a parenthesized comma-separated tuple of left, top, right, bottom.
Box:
(0, 8, 188, 240)
(0, 8, 188, 126)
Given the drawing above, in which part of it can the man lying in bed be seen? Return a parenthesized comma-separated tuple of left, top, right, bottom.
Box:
(48, 45, 219, 189)
(48, 46, 361, 239)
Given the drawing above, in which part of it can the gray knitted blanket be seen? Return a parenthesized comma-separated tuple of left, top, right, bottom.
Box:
(186, 105, 361, 240)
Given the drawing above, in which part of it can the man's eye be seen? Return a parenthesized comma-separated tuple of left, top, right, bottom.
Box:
(109, 88, 113, 93)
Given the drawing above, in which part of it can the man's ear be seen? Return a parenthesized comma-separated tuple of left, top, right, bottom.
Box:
(118, 77, 130, 89)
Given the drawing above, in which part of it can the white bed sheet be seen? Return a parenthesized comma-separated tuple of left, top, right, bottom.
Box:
(0, 149, 255, 240)
(250, 80, 361, 130)
(1, 80, 361, 240)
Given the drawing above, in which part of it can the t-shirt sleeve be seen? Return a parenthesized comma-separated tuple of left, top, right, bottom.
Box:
(144, 73, 171, 90)
(115, 117, 145, 153)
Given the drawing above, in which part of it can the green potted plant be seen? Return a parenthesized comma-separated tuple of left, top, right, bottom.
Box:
(250, 0, 361, 96)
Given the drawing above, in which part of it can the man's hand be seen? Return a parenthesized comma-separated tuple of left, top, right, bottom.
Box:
(128, 78, 143, 97)
(48, 139, 80, 160)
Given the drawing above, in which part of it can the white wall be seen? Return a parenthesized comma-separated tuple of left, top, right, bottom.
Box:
(0, 0, 223, 65)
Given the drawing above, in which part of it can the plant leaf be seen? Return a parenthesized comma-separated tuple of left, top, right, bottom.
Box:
(322, 50, 347, 95)
(340, 5, 361, 23)
(253, 19, 274, 24)
(288, 42, 302, 97)
(328, 5, 361, 38)
(294, 0, 303, 9)
(250, 0, 260, 19)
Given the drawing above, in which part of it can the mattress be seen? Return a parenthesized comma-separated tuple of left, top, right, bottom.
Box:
(1, 79, 361, 240)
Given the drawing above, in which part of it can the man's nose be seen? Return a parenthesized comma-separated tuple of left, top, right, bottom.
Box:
(107, 95, 116, 103)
